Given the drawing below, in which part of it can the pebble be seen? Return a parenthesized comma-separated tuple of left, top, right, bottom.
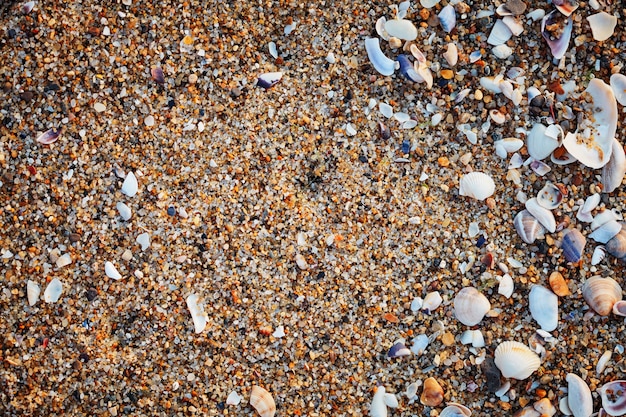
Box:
(93, 102, 106, 112)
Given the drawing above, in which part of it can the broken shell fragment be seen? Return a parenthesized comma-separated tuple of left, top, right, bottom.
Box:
(529, 285, 559, 331)
(525, 198, 556, 233)
(592, 246, 607, 266)
(613, 301, 626, 317)
(561, 228, 586, 263)
(422, 291, 443, 312)
(582, 276, 622, 316)
(421, 377, 444, 407)
(498, 274, 514, 298)
(388, 341, 412, 358)
(494, 341, 541, 380)
(257, 72, 283, 89)
(27, 280, 40, 306)
(611, 73, 626, 106)
(376, 17, 390, 41)
(105, 261, 123, 280)
(250, 385, 276, 417)
(384, 18, 418, 40)
(541, 10, 573, 60)
(527, 123, 560, 161)
(459, 172, 496, 201)
(587, 12, 617, 42)
(454, 287, 491, 326)
(186, 294, 207, 333)
(43, 278, 63, 303)
(537, 183, 563, 210)
(36, 128, 61, 145)
(397, 54, 421, 82)
(606, 228, 626, 262)
(567, 373, 593, 417)
(514, 210, 546, 244)
(534, 398, 557, 416)
(443, 43, 458, 66)
(151, 66, 164, 84)
(365, 38, 396, 76)
(488, 19, 513, 46)
(438, 5, 456, 33)
(588, 220, 622, 244)
(370, 386, 399, 417)
(554, 0, 579, 16)
(602, 138, 626, 193)
(598, 380, 626, 416)
(121, 171, 138, 197)
(440, 403, 472, 417)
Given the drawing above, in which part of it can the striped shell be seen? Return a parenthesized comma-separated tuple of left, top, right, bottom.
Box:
(250, 385, 276, 417)
(494, 341, 541, 380)
(454, 287, 491, 326)
(582, 276, 622, 316)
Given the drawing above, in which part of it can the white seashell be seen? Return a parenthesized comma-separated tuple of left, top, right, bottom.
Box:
(602, 138, 626, 193)
(489, 109, 506, 124)
(526, 9, 545, 22)
(27, 280, 40, 306)
(527, 86, 541, 102)
(587, 12, 617, 42)
(527, 123, 560, 161)
(394, 112, 410, 123)
(454, 287, 491, 326)
(226, 391, 242, 406)
(443, 43, 458, 66)
(494, 341, 541, 380)
(611, 73, 626, 106)
(414, 61, 433, 89)
(365, 38, 396, 76)
(534, 398, 557, 416)
(480, 74, 504, 93)
(411, 334, 429, 355)
(514, 209, 545, 244)
(498, 273, 514, 298)
(56, 253, 72, 268)
(537, 183, 563, 210)
(384, 19, 418, 41)
(566, 373, 593, 417)
(563, 79, 617, 169)
(582, 276, 622, 316)
(459, 172, 495, 201)
(376, 17, 389, 41)
(406, 381, 420, 400)
(492, 44, 513, 59)
(186, 294, 207, 334)
(295, 253, 308, 269)
(529, 285, 559, 331)
(509, 153, 523, 169)
(591, 245, 607, 265)
(598, 380, 626, 416)
(560, 397, 573, 416)
(525, 198, 556, 233)
(420, 0, 441, 8)
(250, 385, 276, 417)
(591, 210, 622, 230)
(596, 351, 612, 376)
(495, 139, 524, 160)
(105, 261, 123, 280)
(121, 171, 138, 197)
(422, 291, 443, 312)
(43, 278, 63, 303)
(532, 159, 552, 176)
(488, 20, 513, 45)
(379, 102, 393, 118)
(431, 113, 443, 126)
(460, 329, 485, 348)
(136, 232, 150, 250)
(370, 386, 399, 417)
(268, 41, 278, 59)
(588, 220, 622, 244)
(502, 15, 524, 36)
(116, 202, 132, 221)
(438, 5, 456, 33)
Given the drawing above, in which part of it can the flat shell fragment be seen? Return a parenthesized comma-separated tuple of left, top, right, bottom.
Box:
(121, 172, 138, 197)
(488, 20, 513, 45)
(567, 373, 593, 417)
(105, 261, 123, 280)
(529, 285, 559, 331)
(459, 172, 495, 201)
(116, 202, 132, 221)
(27, 280, 40, 306)
(43, 278, 63, 303)
(136, 232, 150, 250)
(611, 73, 626, 106)
(36, 128, 61, 145)
(587, 12, 617, 41)
(384, 19, 418, 40)
(541, 11, 573, 60)
(438, 5, 456, 33)
(257, 72, 283, 89)
(186, 294, 207, 334)
(226, 391, 242, 406)
(602, 138, 626, 193)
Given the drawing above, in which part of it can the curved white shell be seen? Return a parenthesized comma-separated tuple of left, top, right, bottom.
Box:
(439, 5, 456, 33)
(591, 245, 607, 265)
(498, 274, 514, 298)
(365, 38, 396, 76)
(495, 138, 524, 159)
(488, 19, 513, 45)
(514, 210, 546, 244)
(563, 79, 617, 169)
(613, 300, 626, 317)
(27, 280, 40, 306)
(529, 285, 559, 331)
(186, 293, 208, 334)
(440, 403, 472, 417)
(454, 287, 491, 326)
(566, 373, 593, 417)
(582, 276, 622, 316)
(459, 172, 495, 201)
(494, 341, 541, 380)
(443, 43, 458, 66)
(43, 278, 63, 303)
(376, 17, 390, 41)
(525, 198, 556, 233)
(502, 16, 524, 36)
(250, 385, 276, 417)
(611, 73, 626, 106)
(587, 12, 617, 42)
(384, 19, 418, 41)
(602, 138, 626, 193)
(588, 220, 622, 244)
(105, 261, 123, 280)
(421, 0, 441, 7)
(591, 210, 621, 230)
(121, 171, 138, 197)
(492, 44, 513, 59)
(598, 380, 626, 416)
(422, 291, 443, 312)
(527, 123, 560, 161)
(117, 202, 132, 221)
(596, 351, 612, 376)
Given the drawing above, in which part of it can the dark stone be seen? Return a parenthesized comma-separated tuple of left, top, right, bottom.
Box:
(78, 352, 89, 363)
(85, 288, 98, 301)
(358, 155, 368, 163)
(44, 83, 60, 92)
(7, 28, 16, 38)
(167, 207, 176, 216)
(481, 357, 501, 393)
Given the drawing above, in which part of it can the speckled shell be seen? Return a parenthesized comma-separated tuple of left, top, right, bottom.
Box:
(494, 341, 541, 380)
(250, 385, 276, 417)
(598, 380, 626, 416)
(421, 377, 444, 407)
(567, 373, 593, 417)
(454, 287, 491, 326)
(582, 276, 623, 316)
(529, 285, 559, 331)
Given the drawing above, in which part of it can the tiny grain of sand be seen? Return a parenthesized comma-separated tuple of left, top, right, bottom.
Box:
(1, 0, 626, 416)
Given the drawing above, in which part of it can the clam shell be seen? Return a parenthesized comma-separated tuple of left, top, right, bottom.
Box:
(384, 19, 418, 40)
(376, 17, 390, 41)
(422, 291, 443, 312)
(530, 160, 551, 177)
(514, 209, 546, 244)
(250, 385, 276, 417)
(529, 285, 559, 331)
(488, 19, 513, 45)
(454, 287, 491, 326)
(591, 210, 621, 231)
(421, 377, 444, 407)
(36, 128, 61, 145)
(440, 403, 472, 417)
(541, 10, 572, 60)
(589, 220, 622, 244)
(527, 123, 560, 161)
(598, 380, 626, 416)
(443, 43, 458, 66)
(388, 341, 412, 358)
(365, 38, 396, 76)
(549, 271, 571, 296)
(537, 183, 563, 210)
(438, 5, 456, 33)
(494, 341, 541, 380)
(602, 138, 626, 193)
(611, 73, 626, 106)
(525, 198, 556, 233)
(459, 172, 495, 201)
(43, 278, 63, 303)
(561, 228, 586, 263)
(498, 274, 514, 298)
(490, 109, 506, 124)
(587, 12, 617, 42)
(606, 228, 626, 261)
(27, 280, 40, 306)
(613, 301, 626, 317)
(582, 276, 622, 316)
(495, 138, 524, 159)
(567, 373, 593, 417)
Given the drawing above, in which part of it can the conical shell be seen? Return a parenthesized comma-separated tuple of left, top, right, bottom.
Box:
(454, 287, 491, 326)
(494, 341, 541, 380)
(566, 373, 593, 417)
(598, 380, 626, 417)
(549, 271, 571, 296)
(529, 285, 559, 331)
(561, 228, 586, 263)
(525, 198, 556, 233)
(250, 385, 276, 417)
(582, 276, 622, 316)
(514, 210, 545, 244)
(421, 377, 444, 407)
(440, 403, 472, 417)
(459, 172, 495, 201)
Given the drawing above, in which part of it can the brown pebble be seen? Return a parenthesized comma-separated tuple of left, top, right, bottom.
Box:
(572, 174, 583, 186)
(485, 197, 496, 210)
(441, 69, 454, 80)
(419, 8, 430, 20)
(441, 332, 455, 346)
(383, 312, 399, 324)
(69, 233, 81, 243)
(549, 271, 571, 296)
(438, 156, 450, 167)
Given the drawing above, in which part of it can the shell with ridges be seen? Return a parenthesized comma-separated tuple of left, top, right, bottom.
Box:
(588, 220, 622, 244)
(488, 19, 513, 45)
(529, 285, 559, 331)
(421, 377, 444, 407)
(592, 210, 621, 230)
(592, 245, 607, 266)
(250, 385, 276, 417)
(514, 210, 545, 244)
(582, 276, 622, 316)
(606, 228, 626, 262)
(454, 287, 491, 326)
(459, 172, 495, 201)
(27, 280, 40, 306)
(598, 380, 626, 416)
(494, 341, 541, 380)
(525, 198, 556, 233)
(566, 373, 593, 417)
(561, 228, 586, 263)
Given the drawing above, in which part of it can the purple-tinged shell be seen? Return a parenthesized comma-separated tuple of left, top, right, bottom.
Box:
(438, 4, 456, 33)
(388, 342, 412, 358)
(606, 228, 626, 262)
(378, 122, 391, 140)
(598, 380, 626, 416)
(397, 54, 421, 82)
(541, 10, 573, 60)
(257, 72, 283, 89)
(151, 67, 165, 84)
(553, 0, 579, 17)
(530, 160, 551, 176)
(561, 228, 586, 264)
(36, 128, 61, 145)
(22, 1, 35, 14)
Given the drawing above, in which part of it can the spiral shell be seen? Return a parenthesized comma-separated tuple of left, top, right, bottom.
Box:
(494, 341, 541, 380)
(582, 276, 623, 316)
(250, 385, 276, 417)
(454, 287, 491, 326)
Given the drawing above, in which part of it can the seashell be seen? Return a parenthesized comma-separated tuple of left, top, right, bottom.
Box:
(563, 79, 617, 169)
(378, 122, 391, 140)
(592, 210, 622, 230)
(454, 287, 491, 326)
(480, 74, 504, 93)
(411, 334, 430, 355)
(502, 16, 524, 36)
(105, 261, 123, 280)
(598, 380, 626, 416)
(36, 128, 61, 145)
(226, 391, 242, 406)
(413, 60, 433, 89)
(384, 19, 418, 41)
(592, 245, 607, 266)
(440, 403, 472, 417)
(371, 386, 399, 417)
(388, 341, 412, 358)
(43, 278, 63, 303)
(514, 406, 541, 417)
(530, 159, 552, 177)
(534, 398, 557, 416)
(549, 271, 571, 296)
(388, 36, 402, 49)
(553, 0, 579, 16)
(268, 41, 278, 59)
(606, 228, 626, 262)
(577, 194, 601, 223)
(136, 232, 150, 250)
(527, 123, 560, 161)
(514, 210, 545, 244)
(459, 172, 495, 201)
(397, 55, 421, 82)
(406, 381, 420, 400)
(537, 183, 563, 210)
(551, 147, 577, 165)
(250, 385, 276, 417)
(460, 329, 485, 348)
(611, 73, 626, 106)
(151, 66, 164, 84)
(438, 5, 456, 33)
(582, 276, 622, 316)
(422, 291, 442, 312)
(469, 50, 482, 63)
(525, 198, 556, 233)
(295, 253, 308, 269)
(561, 228, 586, 263)
(257, 72, 283, 89)
(541, 10, 573, 60)
(597, 351, 613, 376)
(186, 294, 207, 333)
(527, 9, 545, 22)
(376, 17, 390, 41)
(498, 274, 514, 298)
(379, 102, 393, 118)
(602, 138, 626, 193)
(443, 43, 458, 66)
(567, 373, 593, 417)
(613, 301, 626, 317)
(495, 138, 524, 159)
(529, 285, 559, 331)
(491, 44, 513, 59)
(489, 109, 506, 124)
(494, 341, 541, 380)
(421, 377, 444, 407)
(589, 220, 622, 244)
(121, 171, 138, 197)
(22, 1, 35, 14)
(587, 12, 617, 42)
(560, 397, 573, 415)
(27, 280, 40, 306)
(421, 0, 441, 7)
(365, 38, 396, 76)
(116, 202, 132, 221)
(488, 19, 513, 46)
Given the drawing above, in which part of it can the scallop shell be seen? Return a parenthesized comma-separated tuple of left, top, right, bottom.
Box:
(27, 280, 40, 306)
(384, 19, 418, 40)
(438, 5, 456, 33)
(598, 380, 626, 417)
(567, 373, 593, 417)
(494, 341, 541, 380)
(611, 73, 626, 106)
(561, 228, 586, 264)
(250, 385, 276, 417)
(549, 271, 571, 296)
(459, 172, 496, 201)
(529, 285, 559, 331)
(514, 210, 546, 244)
(592, 245, 607, 266)
(43, 278, 63, 303)
(365, 38, 396, 76)
(588, 220, 622, 244)
(421, 377, 444, 407)
(602, 138, 626, 193)
(454, 287, 491, 326)
(537, 183, 563, 210)
(582, 276, 622, 316)
(488, 19, 513, 45)
(587, 12, 617, 42)
(440, 403, 472, 417)
(443, 43, 458, 66)
(563, 79, 617, 169)
(527, 123, 560, 161)
(525, 198, 556, 233)
(541, 10, 572, 60)
(606, 228, 626, 262)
